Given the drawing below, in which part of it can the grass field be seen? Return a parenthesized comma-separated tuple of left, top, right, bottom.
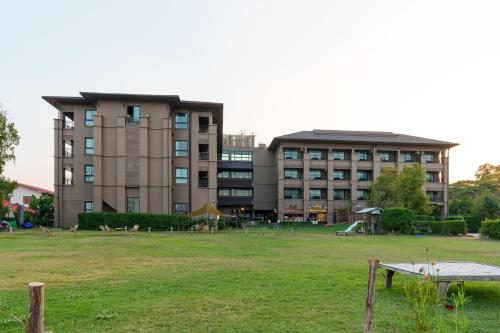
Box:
(0, 227, 499, 332)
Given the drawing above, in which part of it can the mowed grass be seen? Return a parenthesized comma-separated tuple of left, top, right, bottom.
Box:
(0, 228, 499, 332)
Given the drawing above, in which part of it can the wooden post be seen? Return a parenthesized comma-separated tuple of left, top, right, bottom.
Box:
(364, 259, 379, 333)
(27, 282, 45, 333)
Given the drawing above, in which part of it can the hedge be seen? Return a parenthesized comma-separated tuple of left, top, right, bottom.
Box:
(480, 219, 500, 239)
(414, 215, 435, 221)
(444, 215, 464, 221)
(464, 214, 481, 233)
(414, 221, 467, 235)
(381, 208, 414, 234)
(78, 212, 193, 230)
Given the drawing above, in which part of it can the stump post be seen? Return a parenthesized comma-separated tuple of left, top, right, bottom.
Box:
(27, 282, 45, 333)
(363, 259, 379, 333)
(148, 227, 151, 233)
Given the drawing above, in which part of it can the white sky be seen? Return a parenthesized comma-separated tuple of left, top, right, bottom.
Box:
(1, 0, 499, 190)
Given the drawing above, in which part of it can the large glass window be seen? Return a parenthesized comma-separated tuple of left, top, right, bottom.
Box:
(284, 148, 301, 160)
(85, 109, 97, 126)
(126, 106, 140, 124)
(309, 188, 326, 200)
(218, 188, 252, 197)
(333, 189, 350, 200)
(175, 168, 188, 184)
(218, 171, 230, 179)
(357, 170, 373, 181)
(284, 168, 302, 179)
(175, 203, 188, 214)
(175, 140, 188, 157)
(378, 151, 395, 162)
(357, 189, 369, 200)
(333, 169, 349, 181)
(309, 169, 324, 180)
(218, 188, 231, 196)
(308, 149, 326, 160)
(84, 165, 94, 183)
(220, 150, 252, 161)
(284, 188, 303, 199)
(401, 152, 414, 162)
(217, 171, 253, 179)
(84, 201, 94, 212)
(85, 137, 94, 155)
(127, 197, 140, 212)
(425, 152, 439, 163)
(426, 172, 438, 182)
(355, 150, 370, 161)
(175, 112, 189, 129)
(332, 150, 348, 161)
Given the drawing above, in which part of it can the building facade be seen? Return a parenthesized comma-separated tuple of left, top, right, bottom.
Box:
(268, 130, 457, 223)
(44, 92, 222, 228)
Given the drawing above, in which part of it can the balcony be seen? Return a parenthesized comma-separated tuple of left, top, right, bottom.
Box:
(217, 160, 252, 170)
(126, 117, 140, 126)
(217, 178, 252, 188)
(217, 196, 253, 206)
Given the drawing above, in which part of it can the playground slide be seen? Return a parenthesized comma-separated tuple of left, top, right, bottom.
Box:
(336, 220, 364, 235)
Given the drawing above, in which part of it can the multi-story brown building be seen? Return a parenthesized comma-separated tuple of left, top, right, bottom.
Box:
(268, 130, 458, 223)
(45, 92, 458, 227)
(44, 92, 222, 228)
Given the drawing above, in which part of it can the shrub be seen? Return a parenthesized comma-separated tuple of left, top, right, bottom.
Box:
(414, 221, 467, 235)
(480, 219, 500, 239)
(464, 214, 481, 233)
(381, 208, 414, 233)
(78, 212, 191, 230)
(217, 218, 226, 230)
(444, 215, 464, 221)
(414, 215, 435, 221)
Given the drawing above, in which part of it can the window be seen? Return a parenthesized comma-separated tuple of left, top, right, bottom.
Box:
(23, 196, 33, 205)
(355, 151, 370, 161)
(357, 170, 373, 181)
(175, 140, 188, 157)
(85, 137, 94, 155)
(64, 140, 73, 157)
(63, 112, 74, 129)
(84, 201, 94, 212)
(218, 171, 230, 178)
(218, 188, 252, 197)
(198, 171, 208, 188)
(175, 112, 189, 129)
(127, 197, 140, 212)
(308, 149, 325, 160)
(284, 148, 301, 160)
(332, 150, 348, 161)
(64, 167, 73, 185)
(426, 172, 438, 182)
(309, 169, 324, 180)
(85, 109, 97, 126)
(378, 151, 395, 162)
(232, 171, 252, 179)
(333, 189, 350, 200)
(199, 116, 209, 133)
(198, 144, 209, 160)
(284, 168, 301, 179)
(84, 165, 94, 182)
(425, 153, 438, 163)
(333, 169, 349, 181)
(284, 188, 303, 199)
(175, 168, 188, 184)
(357, 189, 369, 200)
(218, 188, 231, 196)
(175, 203, 188, 214)
(126, 106, 140, 124)
(426, 191, 439, 201)
(401, 152, 414, 162)
(309, 189, 326, 200)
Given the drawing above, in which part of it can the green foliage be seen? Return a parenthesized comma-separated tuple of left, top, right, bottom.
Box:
(415, 221, 467, 235)
(464, 214, 481, 233)
(444, 215, 464, 221)
(480, 219, 500, 239)
(78, 212, 192, 230)
(0, 177, 16, 218)
(415, 215, 435, 221)
(381, 207, 414, 233)
(217, 218, 226, 230)
(0, 104, 20, 175)
(369, 164, 430, 214)
(29, 194, 54, 226)
(473, 191, 500, 219)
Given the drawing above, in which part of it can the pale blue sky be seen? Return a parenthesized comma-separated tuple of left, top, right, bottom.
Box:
(1, 0, 499, 189)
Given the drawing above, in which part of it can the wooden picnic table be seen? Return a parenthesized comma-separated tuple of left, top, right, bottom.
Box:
(379, 262, 500, 299)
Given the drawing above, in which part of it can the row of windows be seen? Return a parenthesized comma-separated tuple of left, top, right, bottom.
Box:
(283, 148, 440, 163)
(220, 151, 253, 161)
(218, 171, 253, 179)
(284, 168, 373, 181)
(283, 188, 369, 200)
(83, 200, 190, 214)
(218, 188, 253, 197)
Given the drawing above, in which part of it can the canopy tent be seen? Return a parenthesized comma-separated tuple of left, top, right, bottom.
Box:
(188, 203, 231, 220)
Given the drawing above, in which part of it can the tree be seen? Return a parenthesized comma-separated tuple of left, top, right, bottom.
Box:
(368, 166, 398, 209)
(475, 163, 500, 195)
(0, 104, 20, 209)
(29, 194, 54, 226)
(368, 163, 431, 214)
(474, 191, 500, 220)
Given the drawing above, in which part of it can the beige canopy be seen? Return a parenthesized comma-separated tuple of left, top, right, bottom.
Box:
(187, 203, 230, 219)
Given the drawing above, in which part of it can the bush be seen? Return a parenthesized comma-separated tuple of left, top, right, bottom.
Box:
(464, 214, 481, 233)
(445, 215, 464, 221)
(381, 208, 414, 234)
(78, 212, 191, 230)
(480, 219, 500, 239)
(217, 218, 226, 230)
(415, 221, 467, 235)
(414, 215, 434, 221)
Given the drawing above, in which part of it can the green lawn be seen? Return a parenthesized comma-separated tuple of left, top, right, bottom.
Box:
(0, 228, 499, 332)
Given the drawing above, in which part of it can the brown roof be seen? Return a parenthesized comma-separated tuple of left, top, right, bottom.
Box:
(268, 129, 458, 150)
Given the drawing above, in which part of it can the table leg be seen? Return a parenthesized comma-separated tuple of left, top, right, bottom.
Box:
(385, 270, 395, 288)
(437, 281, 451, 300)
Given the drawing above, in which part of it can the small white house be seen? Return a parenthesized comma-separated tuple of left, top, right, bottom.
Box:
(9, 183, 54, 207)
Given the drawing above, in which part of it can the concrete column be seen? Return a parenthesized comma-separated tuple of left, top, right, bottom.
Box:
(53, 118, 63, 227)
(303, 150, 310, 220)
(139, 116, 149, 213)
(277, 150, 284, 220)
(350, 148, 358, 212)
(162, 117, 172, 213)
(443, 150, 450, 217)
(93, 115, 103, 212)
(116, 116, 126, 212)
(327, 149, 334, 223)
(373, 147, 381, 179)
